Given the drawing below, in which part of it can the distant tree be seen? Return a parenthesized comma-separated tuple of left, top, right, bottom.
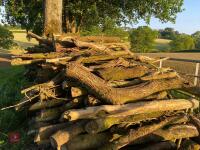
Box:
(159, 27, 179, 40)
(129, 26, 158, 53)
(170, 34, 195, 51)
(0, 25, 14, 49)
(192, 31, 200, 49)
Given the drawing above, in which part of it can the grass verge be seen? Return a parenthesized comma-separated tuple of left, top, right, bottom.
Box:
(0, 66, 32, 150)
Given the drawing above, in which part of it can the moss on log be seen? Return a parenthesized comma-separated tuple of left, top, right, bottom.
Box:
(96, 65, 148, 81)
(65, 62, 188, 104)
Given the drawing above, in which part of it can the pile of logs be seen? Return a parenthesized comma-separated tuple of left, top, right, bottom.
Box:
(5, 32, 200, 150)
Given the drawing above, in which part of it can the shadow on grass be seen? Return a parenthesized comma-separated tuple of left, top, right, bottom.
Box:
(174, 49, 200, 53)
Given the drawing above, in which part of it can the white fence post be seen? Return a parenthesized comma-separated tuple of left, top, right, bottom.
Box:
(194, 63, 200, 86)
(159, 60, 163, 68)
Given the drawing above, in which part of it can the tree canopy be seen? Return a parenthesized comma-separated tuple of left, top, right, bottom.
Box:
(0, 25, 14, 49)
(1, 0, 184, 34)
(192, 31, 200, 49)
(170, 34, 195, 51)
(159, 27, 179, 40)
(129, 26, 158, 53)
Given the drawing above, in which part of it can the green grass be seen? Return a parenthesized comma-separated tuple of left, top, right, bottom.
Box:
(152, 39, 171, 52)
(12, 32, 38, 49)
(0, 66, 32, 150)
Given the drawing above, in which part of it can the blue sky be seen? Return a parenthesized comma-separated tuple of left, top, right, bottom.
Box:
(135, 0, 200, 34)
(1, 0, 200, 34)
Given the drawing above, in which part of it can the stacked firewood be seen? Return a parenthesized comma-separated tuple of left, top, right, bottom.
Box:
(7, 32, 200, 150)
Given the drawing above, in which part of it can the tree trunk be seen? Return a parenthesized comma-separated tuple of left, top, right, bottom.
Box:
(70, 16, 76, 33)
(62, 99, 199, 121)
(44, 0, 63, 36)
(132, 125, 199, 145)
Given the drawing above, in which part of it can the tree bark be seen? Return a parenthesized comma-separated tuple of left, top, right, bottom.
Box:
(29, 99, 68, 111)
(35, 97, 83, 122)
(96, 65, 148, 81)
(27, 31, 53, 45)
(71, 87, 87, 98)
(34, 123, 70, 143)
(100, 115, 187, 150)
(70, 16, 76, 33)
(50, 120, 87, 150)
(85, 112, 165, 134)
(65, 62, 188, 104)
(140, 71, 178, 81)
(44, 0, 63, 36)
(62, 99, 199, 121)
(132, 125, 199, 145)
(61, 132, 112, 150)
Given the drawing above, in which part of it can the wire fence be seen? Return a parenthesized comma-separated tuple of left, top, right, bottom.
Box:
(159, 57, 200, 87)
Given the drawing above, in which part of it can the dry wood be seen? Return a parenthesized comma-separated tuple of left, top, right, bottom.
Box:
(85, 112, 165, 134)
(100, 115, 187, 150)
(96, 65, 148, 81)
(27, 31, 52, 45)
(76, 53, 132, 64)
(11, 58, 44, 66)
(34, 122, 69, 143)
(50, 120, 87, 150)
(72, 39, 109, 50)
(140, 71, 178, 81)
(62, 99, 199, 121)
(71, 87, 87, 97)
(84, 95, 101, 106)
(29, 99, 68, 111)
(108, 79, 142, 88)
(61, 132, 112, 150)
(13, 52, 67, 59)
(35, 97, 83, 122)
(77, 36, 121, 43)
(132, 125, 199, 145)
(65, 62, 188, 104)
(72, 39, 131, 54)
(21, 71, 65, 94)
(90, 57, 136, 70)
(76, 54, 157, 64)
(144, 91, 168, 100)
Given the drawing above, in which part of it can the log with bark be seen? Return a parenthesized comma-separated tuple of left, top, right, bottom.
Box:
(100, 115, 189, 150)
(132, 124, 199, 145)
(65, 62, 191, 104)
(62, 99, 199, 121)
(50, 120, 87, 150)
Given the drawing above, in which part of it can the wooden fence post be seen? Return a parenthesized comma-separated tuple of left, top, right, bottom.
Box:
(194, 63, 200, 86)
(159, 60, 163, 68)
